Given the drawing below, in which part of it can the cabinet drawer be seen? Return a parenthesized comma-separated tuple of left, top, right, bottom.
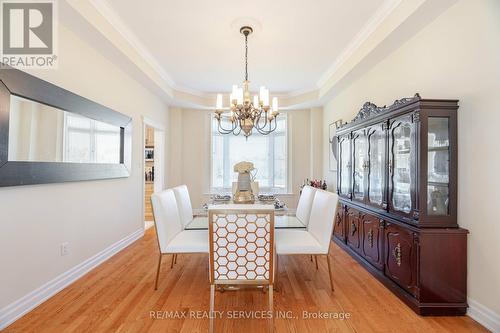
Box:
(333, 203, 346, 241)
(346, 207, 361, 252)
(384, 223, 419, 296)
(361, 214, 383, 270)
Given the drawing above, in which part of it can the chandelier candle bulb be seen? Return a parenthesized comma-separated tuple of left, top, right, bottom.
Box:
(253, 95, 259, 106)
(263, 89, 270, 106)
(216, 94, 223, 110)
(237, 88, 243, 105)
(272, 97, 278, 112)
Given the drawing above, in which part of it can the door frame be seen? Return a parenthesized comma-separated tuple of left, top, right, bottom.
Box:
(142, 116, 166, 230)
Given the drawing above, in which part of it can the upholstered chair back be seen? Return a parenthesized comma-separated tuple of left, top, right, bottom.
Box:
(208, 207, 275, 285)
(307, 190, 339, 254)
(151, 189, 183, 253)
(173, 185, 194, 227)
(296, 185, 317, 225)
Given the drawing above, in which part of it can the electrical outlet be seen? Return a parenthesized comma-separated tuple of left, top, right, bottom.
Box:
(60, 242, 69, 256)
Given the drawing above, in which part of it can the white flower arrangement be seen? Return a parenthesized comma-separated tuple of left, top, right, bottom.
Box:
(233, 161, 255, 173)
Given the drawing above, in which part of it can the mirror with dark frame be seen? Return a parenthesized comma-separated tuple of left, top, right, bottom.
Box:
(0, 65, 132, 187)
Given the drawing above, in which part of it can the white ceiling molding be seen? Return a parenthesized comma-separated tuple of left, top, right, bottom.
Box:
(88, 0, 176, 89)
(64, 0, 458, 109)
(316, 0, 402, 88)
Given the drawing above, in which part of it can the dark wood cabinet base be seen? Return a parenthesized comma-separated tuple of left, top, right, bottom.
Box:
(332, 214, 467, 316)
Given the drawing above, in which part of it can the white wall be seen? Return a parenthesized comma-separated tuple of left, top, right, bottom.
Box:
(0, 24, 168, 309)
(168, 107, 322, 209)
(322, 0, 500, 318)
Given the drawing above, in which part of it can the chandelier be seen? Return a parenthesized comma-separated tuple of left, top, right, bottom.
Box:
(214, 26, 279, 138)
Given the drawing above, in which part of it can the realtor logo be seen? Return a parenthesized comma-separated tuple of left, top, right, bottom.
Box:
(1, 0, 57, 68)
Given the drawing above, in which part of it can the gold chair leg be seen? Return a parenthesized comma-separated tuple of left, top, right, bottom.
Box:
(314, 255, 319, 270)
(269, 284, 274, 333)
(326, 254, 334, 292)
(209, 284, 215, 333)
(274, 254, 279, 292)
(154, 254, 162, 290)
(170, 254, 175, 268)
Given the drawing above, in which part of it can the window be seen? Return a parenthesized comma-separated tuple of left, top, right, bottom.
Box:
(64, 114, 121, 163)
(211, 115, 288, 192)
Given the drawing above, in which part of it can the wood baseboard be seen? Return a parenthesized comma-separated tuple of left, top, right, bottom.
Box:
(0, 228, 144, 330)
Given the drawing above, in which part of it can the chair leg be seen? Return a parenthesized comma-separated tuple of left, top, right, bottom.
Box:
(310, 255, 313, 262)
(154, 254, 162, 290)
(326, 254, 334, 292)
(268, 284, 274, 333)
(274, 254, 279, 292)
(174, 254, 178, 264)
(314, 255, 319, 270)
(170, 254, 175, 268)
(209, 284, 215, 333)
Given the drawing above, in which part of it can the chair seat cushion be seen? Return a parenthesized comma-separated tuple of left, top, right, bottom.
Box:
(275, 215, 305, 228)
(275, 229, 324, 255)
(186, 216, 208, 229)
(165, 230, 209, 253)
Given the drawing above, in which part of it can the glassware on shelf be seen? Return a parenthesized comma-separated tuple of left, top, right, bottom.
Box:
(368, 128, 385, 205)
(340, 138, 351, 196)
(353, 133, 367, 200)
(392, 123, 412, 213)
(427, 117, 450, 215)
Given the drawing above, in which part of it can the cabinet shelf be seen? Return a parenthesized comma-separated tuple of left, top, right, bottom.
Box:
(428, 181, 449, 186)
(428, 146, 449, 152)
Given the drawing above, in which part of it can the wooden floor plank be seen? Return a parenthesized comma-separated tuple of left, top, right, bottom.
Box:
(4, 228, 488, 333)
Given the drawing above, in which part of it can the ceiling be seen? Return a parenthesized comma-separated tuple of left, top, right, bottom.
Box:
(102, 0, 386, 95)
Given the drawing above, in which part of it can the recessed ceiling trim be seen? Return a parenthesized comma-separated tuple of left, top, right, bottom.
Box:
(76, 0, 443, 110)
(89, 0, 176, 89)
(316, 0, 402, 88)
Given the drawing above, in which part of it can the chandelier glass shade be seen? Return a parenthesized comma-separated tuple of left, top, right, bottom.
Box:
(214, 26, 279, 138)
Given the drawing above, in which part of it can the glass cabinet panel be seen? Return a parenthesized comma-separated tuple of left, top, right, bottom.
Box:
(391, 121, 412, 213)
(339, 136, 351, 196)
(353, 131, 367, 200)
(427, 117, 450, 215)
(368, 127, 385, 206)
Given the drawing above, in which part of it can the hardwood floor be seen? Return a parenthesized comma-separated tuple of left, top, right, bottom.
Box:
(5, 229, 487, 333)
(144, 182, 154, 221)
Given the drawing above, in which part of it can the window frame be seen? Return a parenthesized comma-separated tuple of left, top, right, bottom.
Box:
(209, 113, 289, 194)
(63, 113, 121, 164)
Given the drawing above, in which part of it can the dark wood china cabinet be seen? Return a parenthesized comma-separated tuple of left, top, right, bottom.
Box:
(333, 94, 467, 316)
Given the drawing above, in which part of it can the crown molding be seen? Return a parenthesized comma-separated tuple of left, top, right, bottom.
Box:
(316, 0, 402, 88)
(89, 0, 175, 88)
(68, 0, 453, 110)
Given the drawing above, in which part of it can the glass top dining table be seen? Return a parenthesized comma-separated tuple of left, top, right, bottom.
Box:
(184, 200, 306, 230)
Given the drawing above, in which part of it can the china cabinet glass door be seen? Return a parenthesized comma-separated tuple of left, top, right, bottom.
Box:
(427, 117, 450, 215)
(389, 116, 415, 216)
(367, 125, 386, 208)
(338, 135, 351, 198)
(352, 130, 367, 202)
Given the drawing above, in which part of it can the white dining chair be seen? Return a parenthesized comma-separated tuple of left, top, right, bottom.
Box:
(276, 185, 317, 227)
(275, 189, 339, 291)
(173, 185, 208, 228)
(208, 206, 275, 333)
(151, 189, 209, 290)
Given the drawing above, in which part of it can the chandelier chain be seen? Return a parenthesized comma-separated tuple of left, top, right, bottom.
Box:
(244, 34, 248, 81)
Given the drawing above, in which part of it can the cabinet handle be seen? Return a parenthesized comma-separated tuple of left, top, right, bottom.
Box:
(388, 159, 393, 174)
(351, 222, 357, 236)
(367, 229, 374, 247)
(392, 243, 402, 266)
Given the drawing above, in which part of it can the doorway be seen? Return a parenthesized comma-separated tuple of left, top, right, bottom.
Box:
(143, 118, 165, 230)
